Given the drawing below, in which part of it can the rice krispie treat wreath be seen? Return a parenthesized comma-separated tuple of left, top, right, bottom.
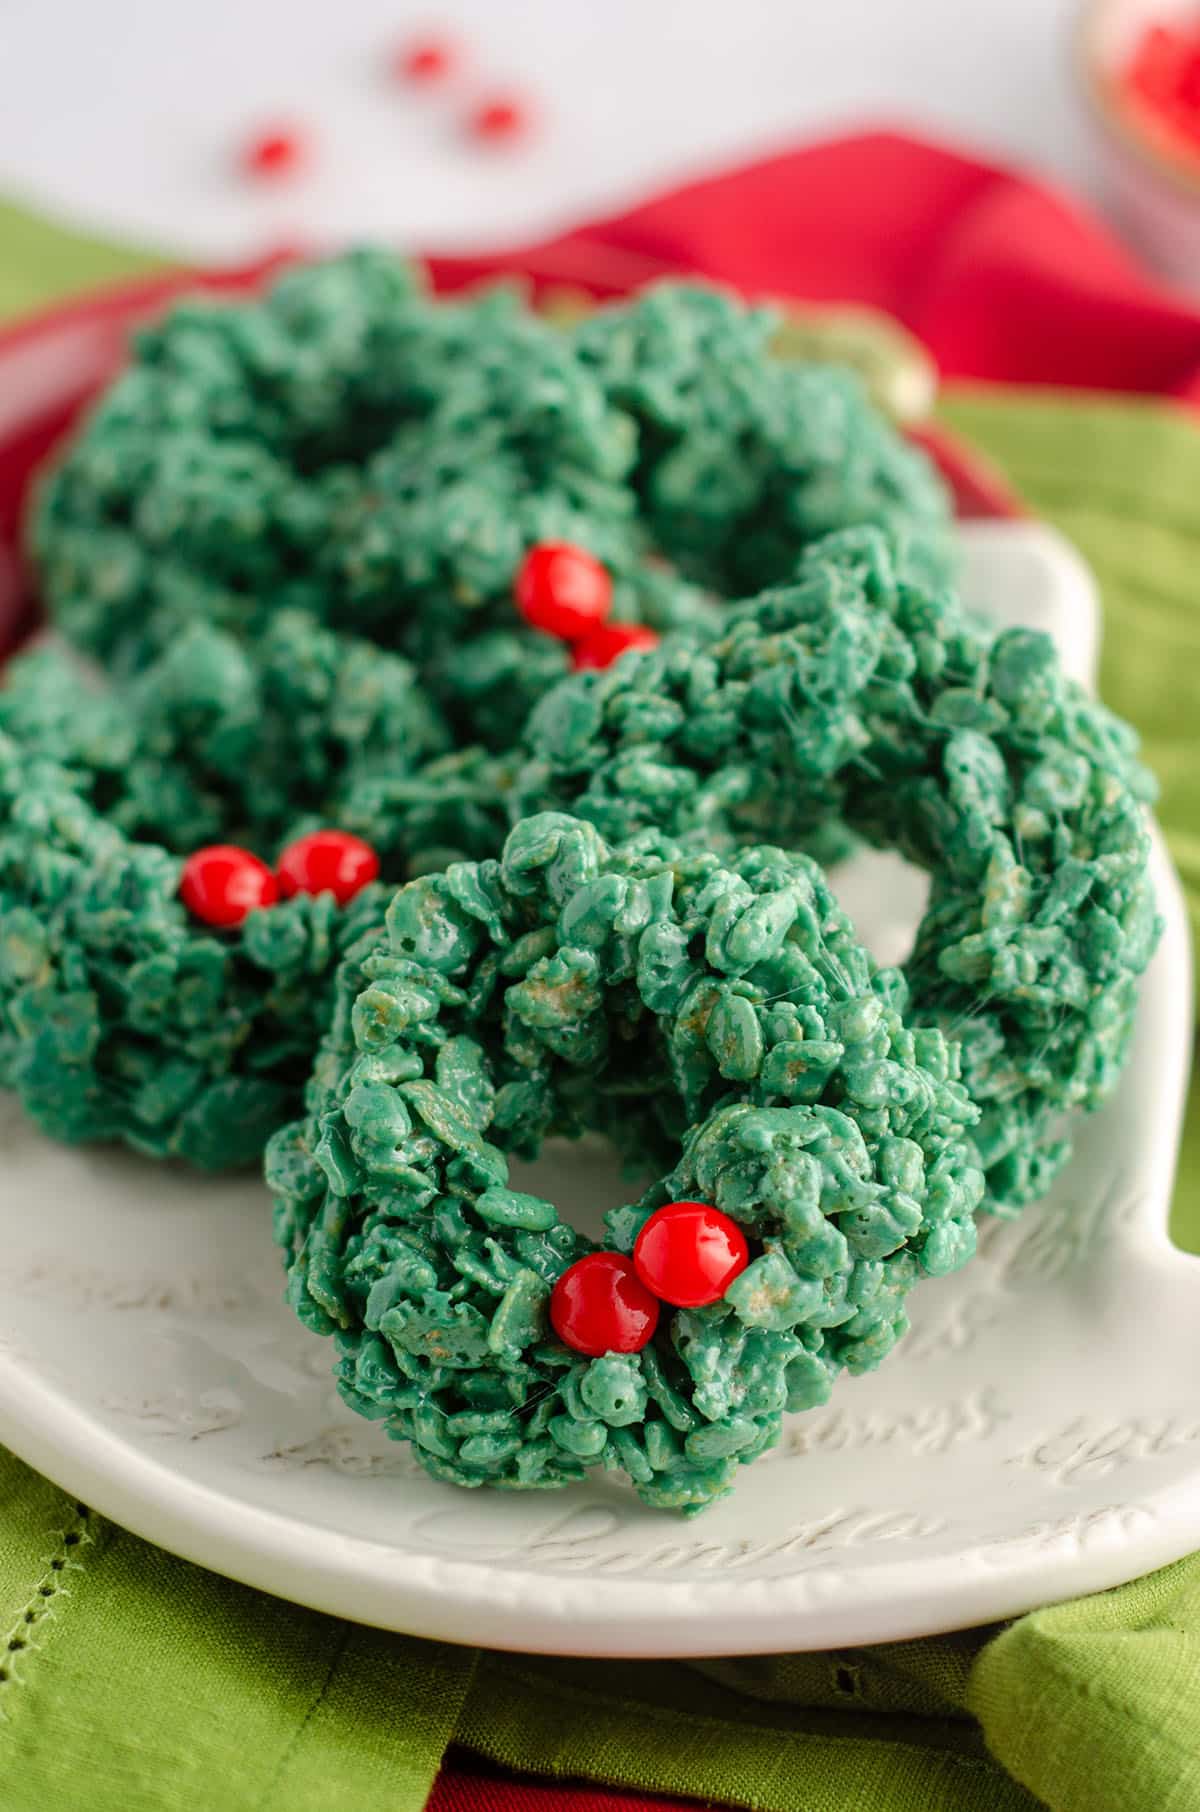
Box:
(516, 528, 1162, 1217)
(269, 813, 984, 1513)
(0, 739, 391, 1168)
(0, 609, 474, 1167)
(33, 249, 953, 758)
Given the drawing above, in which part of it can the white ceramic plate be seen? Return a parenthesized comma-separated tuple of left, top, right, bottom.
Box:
(0, 520, 1192, 1659)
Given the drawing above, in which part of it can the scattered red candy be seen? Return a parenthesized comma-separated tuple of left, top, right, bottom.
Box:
(633, 1202, 750, 1310)
(180, 846, 278, 929)
(1120, 18, 1200, 158)
(241, 126, 307, 180)
(469, 95, 530, 143)
(514, 542, 612, 642)
(1127, 22, 1191, 107)
(394, 35, 457, 84)
(572, 622, 660, 671)
(550, 1253, 660, 1356)
(276, 830, 381, 905)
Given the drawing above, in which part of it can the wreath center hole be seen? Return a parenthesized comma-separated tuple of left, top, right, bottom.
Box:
(829, 848, 930, 972)
(506, 1136, 655, 1244)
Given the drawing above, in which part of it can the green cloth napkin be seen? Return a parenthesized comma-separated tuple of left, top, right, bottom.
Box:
(0, 197, 166, 320)
(1, 198, 1200, 1812)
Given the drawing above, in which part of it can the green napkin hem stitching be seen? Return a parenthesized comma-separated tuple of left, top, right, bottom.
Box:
(0, 1499, 92, 1698)
(253, 1625, 354, 1810)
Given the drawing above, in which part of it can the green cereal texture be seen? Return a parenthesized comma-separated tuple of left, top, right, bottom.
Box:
(0, 624, 452, 866)
(0, 634, 518, 1164)
(0, 736, 388, 1168)
(269, 812, 984, 1513)
(33, 251, 952, 756)
(516, 527, 1162, 1216)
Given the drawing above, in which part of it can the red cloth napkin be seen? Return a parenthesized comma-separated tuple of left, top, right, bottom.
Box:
(429, 1763, 691, 1812)
(428, 128, 1200, 403)
(8, 129, 1197, 407)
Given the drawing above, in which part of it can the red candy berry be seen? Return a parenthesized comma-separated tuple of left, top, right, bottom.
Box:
(241, 127, 307, 179)
(572, 622, 660, 671)
(633, 1202, 749, 1309)
(550, 1253, 660, 1356)
(514, 542, 612, 642)
(469, 96, 530, 143)
(394, 35, 457, 84)
(180, 845, 278, 929)
(276, 830, 380, 906)
(1121, 21, 1200, 155)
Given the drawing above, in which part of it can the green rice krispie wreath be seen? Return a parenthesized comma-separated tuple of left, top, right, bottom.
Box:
(0, 736, 388, 1168)
(33, 250, 952, 758)
(270, 811, 984, 1512)
(270, 532, 1160, 1510)
(4, 250, 955, 1170)
(515, 527, 1162, 1216)
(0, 619, 505, 1165)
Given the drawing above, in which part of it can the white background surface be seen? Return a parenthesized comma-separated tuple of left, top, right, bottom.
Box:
(0, 0, 1091, 261)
